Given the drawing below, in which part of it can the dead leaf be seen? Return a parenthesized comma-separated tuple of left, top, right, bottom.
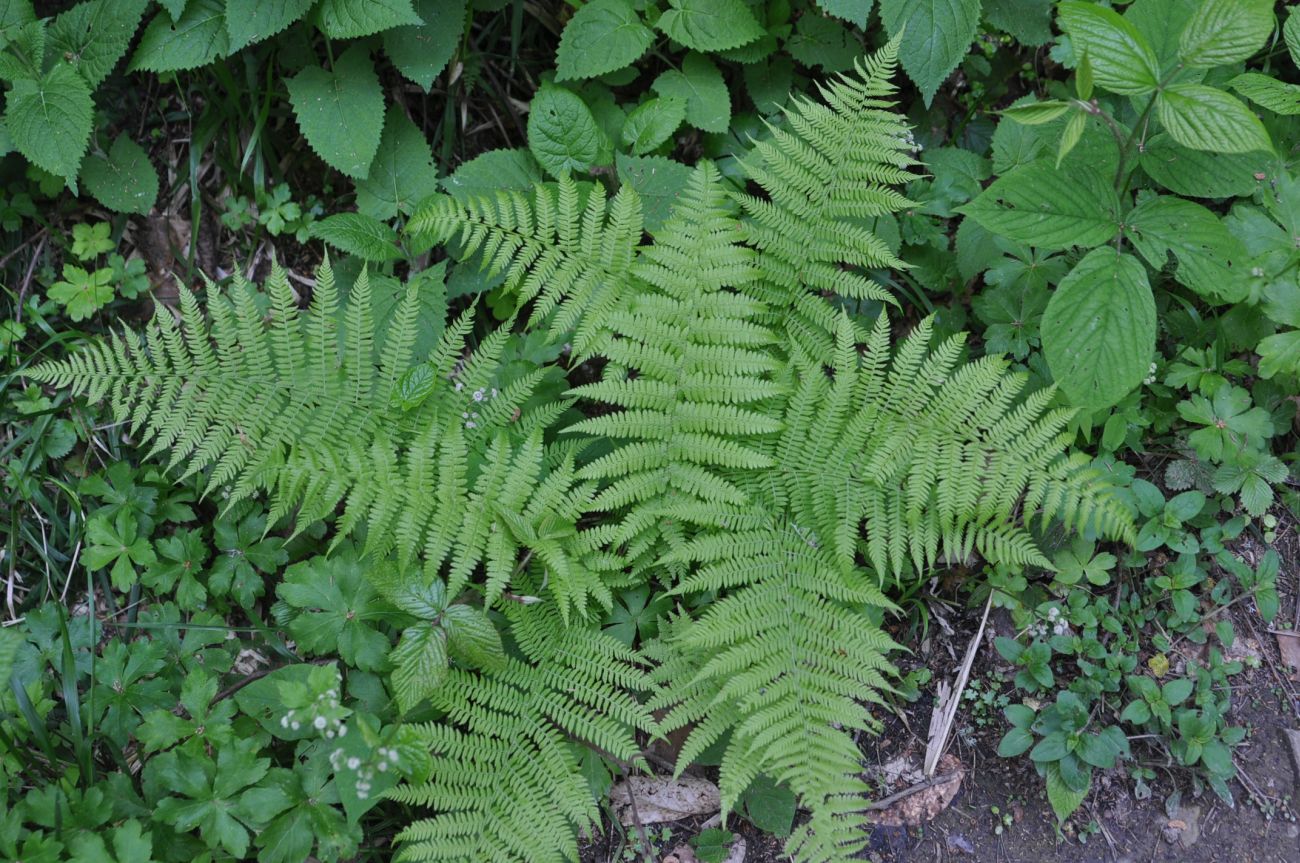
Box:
(610, 775, 721, 825)
(1275, 632, 1300, 682)
(865, 753, 964, 827)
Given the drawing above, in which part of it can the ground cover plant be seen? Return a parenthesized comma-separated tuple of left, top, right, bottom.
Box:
(1, 1, 1298, 862)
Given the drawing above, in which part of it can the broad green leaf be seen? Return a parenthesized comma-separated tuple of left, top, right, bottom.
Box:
(130, 0, 230, 72)
(442, 604, 506, 671)
(1058, 1, 1159, 95)
(556, 0, 654, 81)
(880, 0, 981, 104)
(286, 44, 385, 178)
(310, 213, 404, 262)
(1057, 110, 1086, 167)
(1140, 133, 1267, 197)
(355, 105, 440, 218)
(1179, 0, 1272, 67)
(158, 0, 187, 20)
(1001, 100, 1072, 125)
(1125, 196, 1248, 303)
(382, 0, 465, 90)
(983, 0, 1053, 46)
(277, 549, 391, 671)
(818, 0, 871, 28)
(1042, 248, 1155, 410)
(1230, 73, 1300, 116)
(48, 0, 149, 87)
(0, 0, 33, 52)
(1257, 330, 1300, 379)
(615, 152, 692, 232)
(959, 160, 1120, 250)
(1287, 6, 1300, 68)
(652, 52, 731, 133)
(739, 774, 796, 836)
(621, 97, 686, 154)
(657, 0, 765, 52)
(527, 82, 608, 176)
(997, 727, 1035, 757)
(5, 63, 93, 187)
(1125, 0, 1199, 73)
(1045, 761, 1089, 823)
(225, 0, 315, 50)
(743, 55, 794, 114)
(441, 148, 543, 200)
(1156, 84, 1273, 154)
(784, 13, 860, 73)
(390, 624, 448, 712)
(81, 134, 159, 215)
(316, 0, 422, 37)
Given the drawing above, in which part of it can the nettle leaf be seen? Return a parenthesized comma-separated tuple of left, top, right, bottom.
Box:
(983, 0, 1053, 47)
(527, 82, 608, 176)
(355, 105, 440, 219)
(311, 213, 405, 262)
(652, 52, 731, 133)
(316, 0, 422, 37)
(1156, 84, 1273, 154)
(130, 0, 230, 72)
(615, 152, 692, 232)
(1042, 248, 1155, 410)
(0, 1, 34, 52)
(785, 13, 859, 73)
(5, 63, 93, 188)
(556, 0, 653, 81)
(441, 148, 543, 200)
(1125, 195, 1248, 304)
(1179, 0, 1272, 67)
(621, 97, 687, 154)
(1230, 73, 1300, 117)
(1058, 0, 1158, 95)
(382, 0, 465, 90)
(48, 0, 149, 88)
(277, 548, 392, 672)
(286, 44, 385, 178)
(959, 160, 1120, 250)
(879, 0, 981, 105)
(225, 0, 316, 50)
(657, 0, 765, 52)
(81, 134, 159, 215)
(818, 0, 872, 28)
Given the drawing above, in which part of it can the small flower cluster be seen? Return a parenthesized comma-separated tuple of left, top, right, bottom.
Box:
(1143, 360, 1158, 386)
(328, 745, 402, 800)
(1028, 606, 1071, 639)
(453, 382, 499, 429)
(279, 686, 349, 739)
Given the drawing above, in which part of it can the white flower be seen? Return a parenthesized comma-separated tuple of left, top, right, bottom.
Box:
(314, 716, 327, 730)
(347, 757, 361, 770)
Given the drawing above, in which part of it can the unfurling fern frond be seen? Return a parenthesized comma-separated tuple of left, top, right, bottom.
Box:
(389, 603, 656, 863)
(407, 174, 642, 356)
(737, 34, 918, 354)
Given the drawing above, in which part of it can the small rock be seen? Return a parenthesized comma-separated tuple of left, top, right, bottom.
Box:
(1161, 804, 1201, 849)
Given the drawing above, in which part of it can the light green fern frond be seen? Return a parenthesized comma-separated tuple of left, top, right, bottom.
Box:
(407, 175, 642, 355)
(737, 36, 918, 352)
(389, 603, 656, 863)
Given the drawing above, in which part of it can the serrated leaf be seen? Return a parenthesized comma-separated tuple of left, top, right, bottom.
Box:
(743, 54, 793, 114)
(1157, 84, 1272, 154)
(316, 0, 422, 37)
(442, 604, 506, 671)
(1257, 330, 1300, 379)
(355, 104, 440, 219)
(615, 152, 692, 232)
(286, 43, 385, 178)
(225, 0, 315, 50)
(1058, 0, 1159, 95)
(818, 0, 871, 27)
(621, 97, 686, 154)
(1230, 73, 1300, 117)
(1042, 248, 1155, 410)
(441, 148, 543, 200)
(48, 0, 149, 87)
(785, 13, 859, 73)
(657, 0, 765, 52)
(277, 550, 391, 672)
(1125, 195, 1247, 303)
(983, 0, 1053, 46)
(5, 63, 92, 188)
(556, 0, 653, 81)
(0, 1, 34, 52)
(879, 0, 981, 105)
(527, 82, 608, 176)
(130, 0, 230, 72)
(1045, 762, 1089, 823)
(1179, 0, 1272, 67)
(959, 160, 1120, 250)
(652, 52, 730, 133)
(390, 624, 448, 711)
(310, 213, 404, 262)
(81, 134, 159, 215)
(382, 0, 464, 89)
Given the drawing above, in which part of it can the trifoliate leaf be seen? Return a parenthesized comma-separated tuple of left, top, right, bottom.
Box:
(657, 0, 765, 52)
(527, 82, 608, 176)
(316, 0, 422, 37)
(879, 0, 980, 103)
(652, 52, 730, 133)
(81, 134, 159, 215)
(5, 63, 92, 188)
(556, 0, 654, 81)
(130, 0, 230, 72)
(1042, 248, 1156, 410)
(382, 0, 465, 89)
(355, 105, 440, 219)
(286, 44, 385, 178)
